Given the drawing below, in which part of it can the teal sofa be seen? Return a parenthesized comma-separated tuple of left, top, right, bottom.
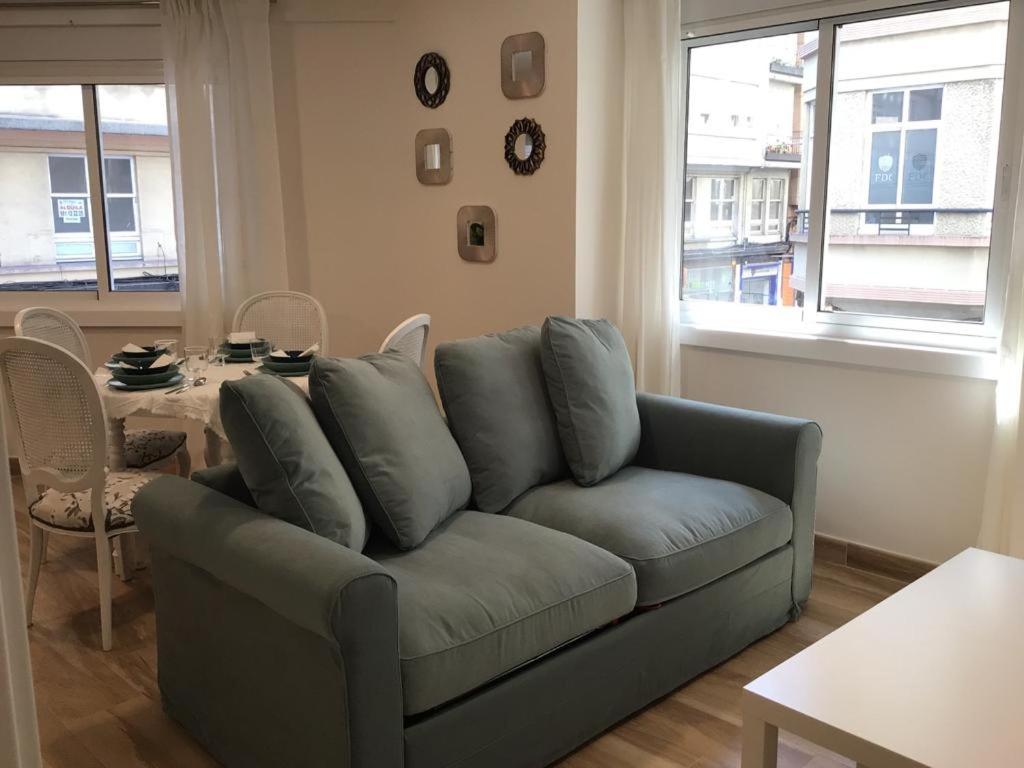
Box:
(134, 329, 821, 768)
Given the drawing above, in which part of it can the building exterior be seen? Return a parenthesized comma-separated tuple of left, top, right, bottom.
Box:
(682, 32, 805, 306)
(792, 4, 1006, 322)
(0, 84, 177, 291)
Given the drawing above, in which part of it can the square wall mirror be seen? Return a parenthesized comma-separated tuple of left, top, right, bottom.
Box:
(457, 205, 496, 263)
(501, 32, 545, 99)
(415, 128, 452, 184)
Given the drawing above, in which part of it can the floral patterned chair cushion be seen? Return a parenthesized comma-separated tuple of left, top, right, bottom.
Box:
(28, 471, 162, 532)
(124, 429, 187, 469)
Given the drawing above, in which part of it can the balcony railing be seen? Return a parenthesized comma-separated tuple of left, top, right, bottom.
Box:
(765, 137, 802, 162)
(794, 207, 993, 236)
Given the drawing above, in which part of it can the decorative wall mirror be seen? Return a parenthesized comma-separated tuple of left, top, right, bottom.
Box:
(457, 205, 496, 263)
(414, 52, 450, 109)
(415, 128, 452, 184)
(504, 118, 545, 175)
(501, 32, 545, 99)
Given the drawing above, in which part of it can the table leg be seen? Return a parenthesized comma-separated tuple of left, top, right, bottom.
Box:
(741, 714, 778, 768)
(116, 534, 135, 583)
(107, 417, 127, 471)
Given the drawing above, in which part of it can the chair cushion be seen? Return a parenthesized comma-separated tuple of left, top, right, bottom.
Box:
(29, 470, 161, 532)
(540, 317, 640, 486)
(310, 353, 471, 550)
(220, 374, 368, 551)
(435, 325, 566, 512)
(506, 466, 793, 606)
(368, 510, 636, 715)
(124, 428, 187, 469)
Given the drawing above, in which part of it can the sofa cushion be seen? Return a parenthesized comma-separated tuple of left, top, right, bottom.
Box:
(310, 353, 471, 550)
(506, 466, 792, 606)
(540, 317, 640, 486)
(435, 325, 566, 512)
(368, 510, 636, 715)
(220, 375, 368, 550)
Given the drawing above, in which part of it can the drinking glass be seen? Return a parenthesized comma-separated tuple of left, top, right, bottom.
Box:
(184, 345, 208, 382)
(208, 336, 226, 366)
(249, 339, 271, 369)
(154, 338, 178, 359)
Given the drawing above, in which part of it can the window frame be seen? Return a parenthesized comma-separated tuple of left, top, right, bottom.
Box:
(0, 60, 180, 325)
(679, 0, 1024, 355)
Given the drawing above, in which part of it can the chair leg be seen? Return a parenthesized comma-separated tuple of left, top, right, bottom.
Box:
(95, 535, 114, 651)
(116, 535, 135, 583)
(176, 444, 191, 478)
(25, 524, 44, 626)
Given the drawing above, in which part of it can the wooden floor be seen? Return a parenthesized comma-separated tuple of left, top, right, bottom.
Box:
(13, 480, 908, 768)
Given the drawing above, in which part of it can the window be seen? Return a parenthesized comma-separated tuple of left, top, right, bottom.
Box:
(682, 0, 1019, 345)
(0, 83, 177, 293)
(684, 176, 694, 231)
(710, 178, 737, 223)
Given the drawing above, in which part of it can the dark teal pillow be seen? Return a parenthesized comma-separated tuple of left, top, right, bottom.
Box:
(220, 375, 368, 550)
(309, 353, 472, 550)
(541, 317, 640, 486)
(435, 326, 566, 513)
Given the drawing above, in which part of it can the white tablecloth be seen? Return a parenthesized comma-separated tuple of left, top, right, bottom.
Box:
(93, 363, 310, 439)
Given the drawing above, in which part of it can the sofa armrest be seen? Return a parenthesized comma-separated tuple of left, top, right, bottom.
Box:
(134, 475, 403, 768)
(635, 393, 822, 606)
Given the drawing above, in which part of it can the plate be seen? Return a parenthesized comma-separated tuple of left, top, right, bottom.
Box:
(225, 338, 268, 350)
(112, 351, 163, 367)
(257, 365, 309, 378)
(110, 361, 175, 376)
(106, 373, 185, 392)
(110, 366, 180, 385)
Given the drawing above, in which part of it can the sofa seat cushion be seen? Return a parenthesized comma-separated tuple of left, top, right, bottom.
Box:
(505, 466, 792, 607)
(369, 511, 636, 716)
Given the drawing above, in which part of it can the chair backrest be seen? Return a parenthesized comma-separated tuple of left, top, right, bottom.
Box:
(232, 291, 329, 354)
(379, 314, 431, 368)
(0, 337, 106, 494)
(14, 306, 92, 369)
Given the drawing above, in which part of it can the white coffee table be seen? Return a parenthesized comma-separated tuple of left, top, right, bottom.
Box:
(742, 547, 1024, 768)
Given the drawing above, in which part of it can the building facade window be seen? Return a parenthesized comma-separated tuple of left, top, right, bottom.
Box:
(710, 177, 737, 223)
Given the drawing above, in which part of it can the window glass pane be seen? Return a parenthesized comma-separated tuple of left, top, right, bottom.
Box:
(0, 85, 97, 291)
(682, 30, 806, 307)
(103, 157, 134, 194)
(909, 88, 943, 121)
(96, 84, 178, 292)
(871, 92, 903, 124)
(769, 178, 784, 200)
(820, 2, 1008, 323)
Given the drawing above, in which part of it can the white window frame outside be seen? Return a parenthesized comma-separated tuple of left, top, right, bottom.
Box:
(679, 0, 1024, 377)
(103, 155, 143, 260)
(767, 177, 785, 234)
(684, 176, 695, 234)
(709, 176, 738, 226)
(750, 178, 766, 234)
(0, 59, 180, 326)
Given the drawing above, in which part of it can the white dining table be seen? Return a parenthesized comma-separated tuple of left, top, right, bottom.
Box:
(93, 362, 310, 470)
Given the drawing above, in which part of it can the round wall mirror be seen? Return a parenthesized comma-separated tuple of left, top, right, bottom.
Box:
(414, 52, 450, 109)
(504, 117, 546, 175)
(514, 133, 533, 161)
(424, 67, 439, 95)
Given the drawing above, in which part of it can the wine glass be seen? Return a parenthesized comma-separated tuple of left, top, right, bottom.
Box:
(208, 336, 225, 367)
(249, 339, 271, 370)
(184, 345, 208, 382)
(154, 338, 178, 360)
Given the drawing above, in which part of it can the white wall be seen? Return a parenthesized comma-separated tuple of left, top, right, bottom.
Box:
(680, 346, 995, 563)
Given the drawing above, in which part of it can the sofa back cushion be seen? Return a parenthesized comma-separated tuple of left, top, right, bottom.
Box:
(541, 316, 640, 486)
(435, 325, 566, 513)
(220, 375, 368, 550)
(310, 353, 471, 550)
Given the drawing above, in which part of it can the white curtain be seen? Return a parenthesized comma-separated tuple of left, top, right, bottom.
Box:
(617, 0, 683, 396)
(162, 0, 288, 346)
(979, 112, 1024, 557)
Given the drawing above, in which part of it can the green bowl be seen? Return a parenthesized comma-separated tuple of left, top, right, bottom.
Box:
(110, 365, 180, 385)
(263, 358, 312, 374)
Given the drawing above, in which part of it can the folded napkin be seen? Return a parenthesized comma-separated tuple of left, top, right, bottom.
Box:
(228, 331, 257, 344)
(270, 343, 319, 359)
(118, 353, 175, 370)
(122, 342, 149, 353)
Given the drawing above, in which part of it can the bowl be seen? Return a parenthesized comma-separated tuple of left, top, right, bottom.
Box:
(110, 365, 180, 385)
(270, 350, 314, 363)
(225, 338, 268, 350)
(112, 361, 175, 375)
(263, 359, 312, 374)
(118, 345, 168, 359)
(111, 351, 164, 367)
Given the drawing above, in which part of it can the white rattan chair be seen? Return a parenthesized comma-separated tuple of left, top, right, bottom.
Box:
(379, 314, 431, 369)
(0, 337, 161, 650)
(232, 291, 329, 353)
(14, 306, 189, 476)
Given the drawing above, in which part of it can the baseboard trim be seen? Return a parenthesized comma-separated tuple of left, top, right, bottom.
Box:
(814, 533, 936, 583)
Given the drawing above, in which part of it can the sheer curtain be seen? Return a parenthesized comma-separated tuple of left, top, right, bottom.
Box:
(979, 115, 1024, 557)
(162, 0, 288, 346)
(617, 0, 682, 396)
